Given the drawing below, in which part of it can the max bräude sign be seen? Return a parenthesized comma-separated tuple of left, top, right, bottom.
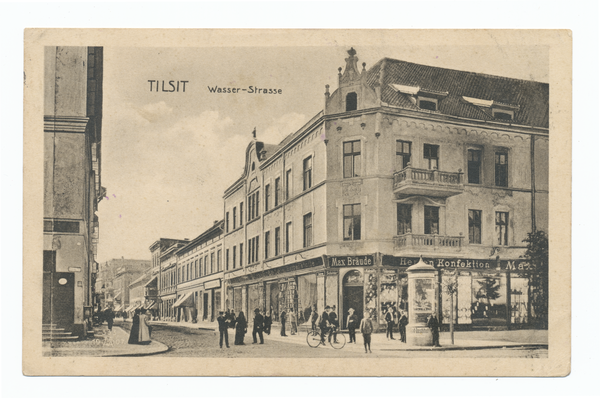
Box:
(329, 255, 374, 267)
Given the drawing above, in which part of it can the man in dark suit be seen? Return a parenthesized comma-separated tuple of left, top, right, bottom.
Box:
(252, 308, 264, 344)
(329, 305, 339, 343)
(280, 310, 287, 336)
(217, 311, 230, 348)
(104, 307, 115, 331)
(319, 306, 331, 344)
(427, 312, 441, 347)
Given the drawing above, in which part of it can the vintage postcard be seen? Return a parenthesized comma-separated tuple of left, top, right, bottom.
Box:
(23, 29, 571, 376)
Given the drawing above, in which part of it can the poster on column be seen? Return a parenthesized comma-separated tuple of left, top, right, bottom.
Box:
(23, 28, 570, 376)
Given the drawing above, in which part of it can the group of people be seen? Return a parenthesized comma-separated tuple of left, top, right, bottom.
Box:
(128, 308, 152, 345)
(383, 305, 409, 343)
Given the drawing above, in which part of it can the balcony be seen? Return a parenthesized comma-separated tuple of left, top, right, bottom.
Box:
(393, 166, 464, 198)
(394, 233, 463, 253)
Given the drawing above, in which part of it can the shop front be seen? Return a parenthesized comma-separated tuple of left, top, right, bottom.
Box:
(201, 279, 222, 322)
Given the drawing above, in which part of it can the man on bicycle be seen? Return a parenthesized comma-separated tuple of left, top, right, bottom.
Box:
(319, 306, 332, 345)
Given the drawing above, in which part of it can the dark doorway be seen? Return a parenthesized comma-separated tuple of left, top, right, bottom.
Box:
(210, 290, 215, 322)
(342, 270, 364, 329)
(43, 272, 75, 330)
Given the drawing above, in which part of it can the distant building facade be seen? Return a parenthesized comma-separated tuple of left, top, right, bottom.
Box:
(221, 48, 548, 330)
(43, 46, 104, 337)
(109, 258, 151, 313)
(149, 238, 189, 320)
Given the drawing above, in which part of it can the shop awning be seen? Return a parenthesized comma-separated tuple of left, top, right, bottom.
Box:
(144, 300, 157, 310)
(172, 292, 194, 308)
(144, 275, 158, 287)
(113, 304, 123, 312)
(114, 292, 122, 300)
(126, 302, 142, 312)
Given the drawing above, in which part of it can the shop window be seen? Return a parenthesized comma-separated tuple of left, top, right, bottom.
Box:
(303, 156, 313, 191)
(396, 140, 411, 170)
(346, 92, 357, 112)
(264, 231, 270, 259)
(303, 213, 313, 248)
(265, 184, 271, 211)
(275, 226, 281, 256)
(510, 276, 529, 324)
(297, 274, 317, 324)
(495, 151, 509, 187)
(468, 209, 482, 244)
(467, 149, 482, 184)
(343, 204, 361, 241)
(275, 177, 281, 206)
(285, 222, 292, 253)
(286, 169, 292, 200)
(396, 203, 412, 235)
(343, 140, 361, 178)
(423, 144, 439, 170)
(472, 274, 507, 326)
(495, 212, 509, 246)
(424, 206, 439, 235)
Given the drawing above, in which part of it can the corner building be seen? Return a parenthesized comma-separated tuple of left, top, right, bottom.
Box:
(223, 48, 548, 331)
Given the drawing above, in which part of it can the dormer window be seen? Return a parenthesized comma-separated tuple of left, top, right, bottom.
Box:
(418, 98, 438, 111)
(492, 109, 514, 121)
(346, 92, 357, 112)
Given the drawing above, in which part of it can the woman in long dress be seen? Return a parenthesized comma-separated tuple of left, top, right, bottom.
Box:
(128, 309, 140, 344)
(234, 311, 247, 345)
(138, 309, 152, 344)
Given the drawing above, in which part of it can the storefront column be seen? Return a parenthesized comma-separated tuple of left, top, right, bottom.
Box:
(325, 270, 339, 309)
(506, 270, 512, 329)
(242, 285, 247, 318)
(258, 282, 265, 313)
(316, 272, 325, 313)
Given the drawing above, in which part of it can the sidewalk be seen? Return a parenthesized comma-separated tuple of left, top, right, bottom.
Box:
(42, 324, 169, 357)
(146, 319, 548, 352)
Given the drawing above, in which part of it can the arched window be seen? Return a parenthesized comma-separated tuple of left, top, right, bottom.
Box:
(346, 92, 357, 111)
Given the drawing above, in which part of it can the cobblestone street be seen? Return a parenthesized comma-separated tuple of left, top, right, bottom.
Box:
(119, 322, 547, 358)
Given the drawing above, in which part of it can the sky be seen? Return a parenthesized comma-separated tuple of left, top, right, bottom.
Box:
(96, 43, 549, 263)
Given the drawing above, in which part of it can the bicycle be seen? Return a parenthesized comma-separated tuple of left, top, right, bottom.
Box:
(306, 326, 346, 349)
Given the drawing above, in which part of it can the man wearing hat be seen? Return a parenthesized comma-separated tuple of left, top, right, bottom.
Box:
(252, 308, 264, 344)
(319, 306, 332, 345)
(217, 310, 230, 348)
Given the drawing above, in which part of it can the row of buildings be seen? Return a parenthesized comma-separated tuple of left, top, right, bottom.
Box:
(147, 48, 549, 331)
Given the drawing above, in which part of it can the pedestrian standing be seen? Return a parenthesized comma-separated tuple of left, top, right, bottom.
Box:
(319, 306, 331, 344)
(105, 307, 115, 331)
(427, 312, 441, 347)
(310, 306, 318, 332)
(385, 306, 395, 340)
(398, 310, 408, 343)
(280, 309, 288, 336)
(359, 311, 374, 353)
(263, 310, 272, 335)
(217, 310, 230, 348)
(234, 311, 247, 345)
(127, 309, 140, 344)
(289, 308, 298, 335)
(252, 308, 264, 344)
(347, 308, 358, 343)
(138, 309, 152, 344)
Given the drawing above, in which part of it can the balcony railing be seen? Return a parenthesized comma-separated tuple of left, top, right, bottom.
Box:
(393, 166, 463, 198)
(394, 233, 463, 252)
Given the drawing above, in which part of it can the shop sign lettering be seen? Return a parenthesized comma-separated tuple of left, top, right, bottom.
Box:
(329, 255, 374, 267)
(382, 255, 535, 272)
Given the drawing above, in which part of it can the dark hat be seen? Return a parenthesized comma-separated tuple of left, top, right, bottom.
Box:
(254, 308, 260, 313)
(325, 305, 331, 309)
